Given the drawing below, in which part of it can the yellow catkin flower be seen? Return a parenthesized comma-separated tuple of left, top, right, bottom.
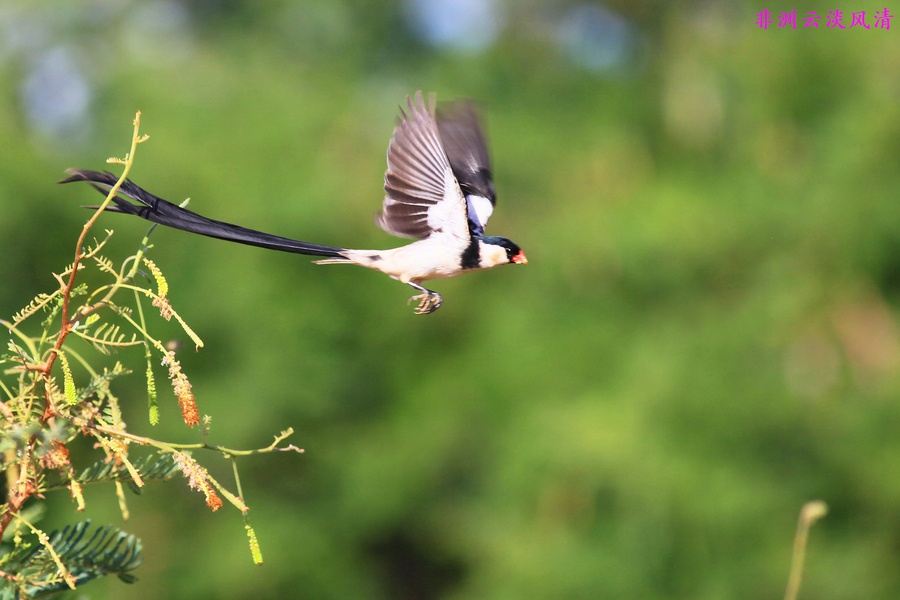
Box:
(144, 258, 168, 298)
(205, 487, 223, 512)
(146, 362, 159, 426)
(177, 317, 203, 349)
(35, 528, 76, 590)
(59, 351, 77, 405)
(152, 296, 174, 321)
(173, 451, 220, 511)
(70, 480, 86, 512)
(115, 481, 130, 521)
(161, 351, 199, 427)
(246, 525, 263, 565)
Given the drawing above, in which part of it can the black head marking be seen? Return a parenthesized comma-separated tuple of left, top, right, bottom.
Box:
(481, 236, 522, 262)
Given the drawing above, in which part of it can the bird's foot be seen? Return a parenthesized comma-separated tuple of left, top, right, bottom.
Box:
(407, 290, 443, 315)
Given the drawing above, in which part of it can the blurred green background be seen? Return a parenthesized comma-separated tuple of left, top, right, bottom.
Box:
(3, 0, 900, 598)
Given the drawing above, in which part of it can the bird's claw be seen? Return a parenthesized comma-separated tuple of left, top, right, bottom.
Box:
(407, 291, 443, 315)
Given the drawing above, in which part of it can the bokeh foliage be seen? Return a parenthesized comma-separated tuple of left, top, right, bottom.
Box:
(2, 1, 900, 598)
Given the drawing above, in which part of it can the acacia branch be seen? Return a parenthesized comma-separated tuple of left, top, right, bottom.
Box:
(77, 420, 303, 457)
(41, 112, 147, 383)
(0, 112, 147, 541)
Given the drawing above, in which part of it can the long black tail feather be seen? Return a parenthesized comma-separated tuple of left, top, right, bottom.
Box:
(59, 169, 347, 259)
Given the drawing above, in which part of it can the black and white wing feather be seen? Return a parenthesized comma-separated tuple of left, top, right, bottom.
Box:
(377, 92, 470, 241)
(436, 99, 495, 237)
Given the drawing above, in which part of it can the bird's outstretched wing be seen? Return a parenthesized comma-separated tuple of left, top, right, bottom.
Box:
(436, 99, 495, 237)
(377, 92, 470, 241)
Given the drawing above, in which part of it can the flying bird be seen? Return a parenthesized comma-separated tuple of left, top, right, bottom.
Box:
(60, 92, 527, 314)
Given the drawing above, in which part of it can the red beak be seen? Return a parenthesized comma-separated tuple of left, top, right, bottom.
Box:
(511, 251, 528, 265)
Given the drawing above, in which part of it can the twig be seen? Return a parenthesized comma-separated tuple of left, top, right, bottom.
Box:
(76, 420, 303, 457)
(0, 569, 18, 583)
(784, 500, 828, 600)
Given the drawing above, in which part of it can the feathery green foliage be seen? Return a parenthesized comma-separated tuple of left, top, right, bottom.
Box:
(0, 521, 142, 599)
(0, 115, 302, 597)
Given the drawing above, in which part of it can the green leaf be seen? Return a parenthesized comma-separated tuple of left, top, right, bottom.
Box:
(43, 453, 179, 495)
(0, 520, 143, 598)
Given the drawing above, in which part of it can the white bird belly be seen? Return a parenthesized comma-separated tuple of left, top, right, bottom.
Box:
(344, 237, 470, 284)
